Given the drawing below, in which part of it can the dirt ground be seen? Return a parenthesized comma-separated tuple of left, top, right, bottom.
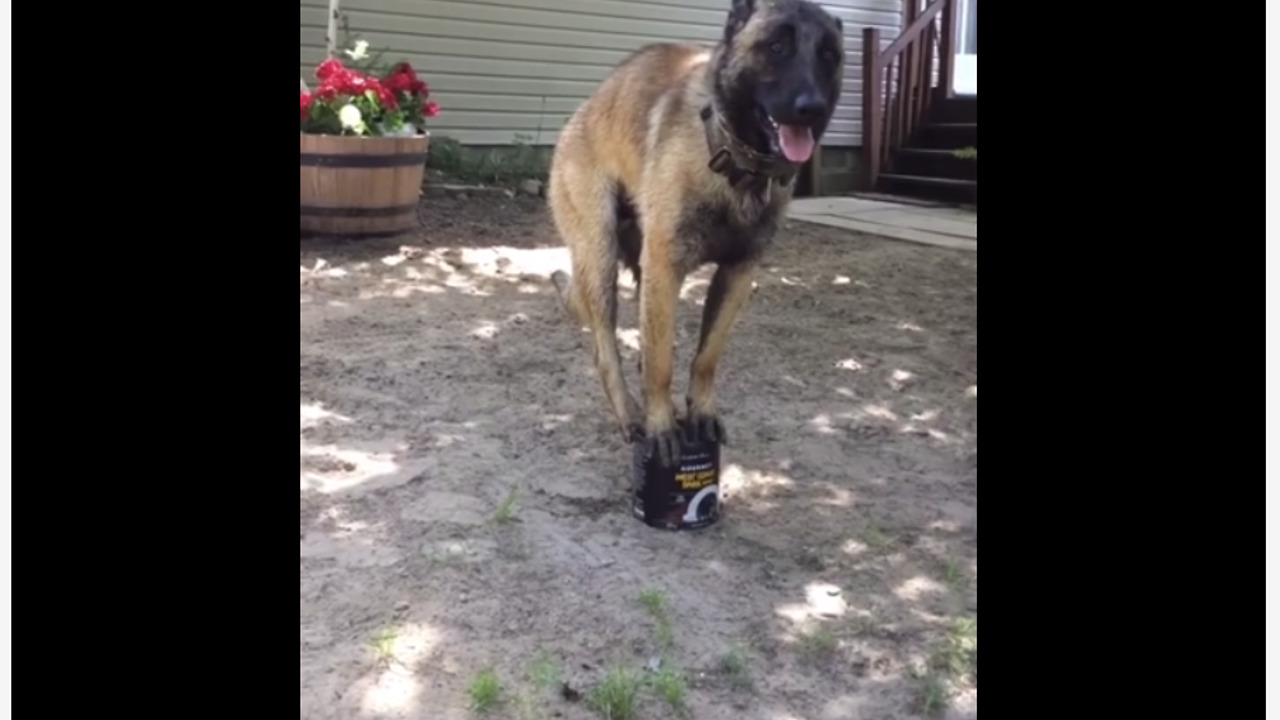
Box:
(300, 192, 977, 720)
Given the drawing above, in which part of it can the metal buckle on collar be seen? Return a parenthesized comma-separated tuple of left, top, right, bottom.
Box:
(708, 148, 734, 175)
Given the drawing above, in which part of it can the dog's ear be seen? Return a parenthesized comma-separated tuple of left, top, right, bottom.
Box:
(724, 0, 756, 42)
(834, 16, 843, 33)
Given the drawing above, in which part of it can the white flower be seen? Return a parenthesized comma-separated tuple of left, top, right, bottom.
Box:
(344, 40, 370, 60)
(339, 104, 363, 130)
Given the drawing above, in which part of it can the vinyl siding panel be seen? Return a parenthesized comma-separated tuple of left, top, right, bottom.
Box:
(301, 0, 902, 147)
(300, 0, 330, 86)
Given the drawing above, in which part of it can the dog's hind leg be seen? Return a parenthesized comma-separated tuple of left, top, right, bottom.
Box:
(549, 170, 643, 442)
(616, 215, 646, 378)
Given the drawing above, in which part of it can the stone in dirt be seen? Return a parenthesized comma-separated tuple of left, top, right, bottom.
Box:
(519, 178, 544, 197)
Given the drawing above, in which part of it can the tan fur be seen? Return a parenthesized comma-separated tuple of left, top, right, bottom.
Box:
(548, 1, 843, 466)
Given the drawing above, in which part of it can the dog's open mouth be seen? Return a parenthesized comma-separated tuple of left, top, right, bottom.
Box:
(758, 107, 816, 165)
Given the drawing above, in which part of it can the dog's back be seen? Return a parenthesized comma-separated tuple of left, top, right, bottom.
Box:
(548, 43, 711, 221)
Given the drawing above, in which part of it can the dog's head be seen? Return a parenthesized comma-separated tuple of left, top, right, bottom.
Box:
(712, 0, 846, 166)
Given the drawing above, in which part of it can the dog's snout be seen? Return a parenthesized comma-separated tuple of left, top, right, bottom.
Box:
(793, 93, 827, 121)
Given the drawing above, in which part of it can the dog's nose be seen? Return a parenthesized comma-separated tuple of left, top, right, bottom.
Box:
(793, 93, 827, 121)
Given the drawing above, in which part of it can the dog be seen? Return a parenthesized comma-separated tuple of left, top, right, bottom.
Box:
(548, 0, 845, 467)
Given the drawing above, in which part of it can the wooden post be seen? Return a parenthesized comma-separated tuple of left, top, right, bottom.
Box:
(326, 0, 342, 57)
(861, 27, 882, 191)
(938, 0, 956, 99)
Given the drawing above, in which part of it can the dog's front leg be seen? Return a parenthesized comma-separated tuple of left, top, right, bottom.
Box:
(686, 260, 758, 445)
(637, 220, 684, 468)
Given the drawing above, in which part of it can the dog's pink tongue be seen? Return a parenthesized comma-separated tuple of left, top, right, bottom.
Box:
(778, 125, 815, 163)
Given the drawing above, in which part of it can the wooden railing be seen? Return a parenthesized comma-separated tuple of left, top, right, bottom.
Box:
(861, 0, 958, 190)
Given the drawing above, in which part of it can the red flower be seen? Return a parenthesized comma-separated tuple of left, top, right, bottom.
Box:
(385, 72, 413, 93)
(315, 57, 345, 81)
(375, 83, 399, 110)
(317, 65, 372, 97)
(303, 55, 437, 128)
(391, 62, 418, 82)
(385, 63, 426, 95)
(343, 72, 369, 94)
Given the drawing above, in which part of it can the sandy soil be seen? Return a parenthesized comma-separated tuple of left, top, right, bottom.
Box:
(300, 192, 977, 720)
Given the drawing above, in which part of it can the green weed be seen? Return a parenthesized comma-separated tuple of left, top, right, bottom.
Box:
(467, 666, 503, 714)
(587, 665, 643, 720)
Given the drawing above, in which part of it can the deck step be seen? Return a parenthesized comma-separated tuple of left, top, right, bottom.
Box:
(871, 96, 977, 205)
(879, 174, 975, 187)
(878, 173, 977, 205)
(890, 148, 977, 181)
(929, 97, 978, 124)
(912, 122, 978, 149)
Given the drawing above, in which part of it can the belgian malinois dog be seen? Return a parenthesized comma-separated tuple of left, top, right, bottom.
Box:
(548, 0, 845, 467)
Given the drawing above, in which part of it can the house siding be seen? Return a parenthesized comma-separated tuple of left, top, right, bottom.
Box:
(300, 0, 331, 88)
(300, 0, 900, 147)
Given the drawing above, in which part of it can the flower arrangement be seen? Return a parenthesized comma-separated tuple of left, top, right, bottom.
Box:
(300, 46, 440, 138)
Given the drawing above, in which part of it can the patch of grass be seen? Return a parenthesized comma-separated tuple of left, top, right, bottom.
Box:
(941, 559, 963, 588)
(370, 626, 398, 663)
(940, 559, 971, 591)
(428, 133, 550, 186)
(637, 589, 667, 615)
(914, 616, 977, 716)
(917, 673, 950, 716)
(494, 484, 520, 524)
(632, 591, 694, 714)
(654, 622, 674, 651)
(929, 617, 977, 682)
(648, 665, 688, 716)
(588, 665, 643, 720)
(797, 627, 838, 660)
(467, 666, 504, 714)
(861, 523, 892, 550)
(511, 693, 539, 720)
(719, 646, 753, 691)
(637, 589, 675, 652)
(525, 651, 562, 692)
(508, 654, 563, 720)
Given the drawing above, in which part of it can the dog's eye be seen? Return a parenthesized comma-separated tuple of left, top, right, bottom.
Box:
(822, 49, 839, 63)
(770, 41, 785, 54)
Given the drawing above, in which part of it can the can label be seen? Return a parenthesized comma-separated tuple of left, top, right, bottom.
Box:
(631, 425, 722, 530)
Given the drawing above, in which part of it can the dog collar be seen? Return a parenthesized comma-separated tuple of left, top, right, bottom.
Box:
(699, 104, 800, 195)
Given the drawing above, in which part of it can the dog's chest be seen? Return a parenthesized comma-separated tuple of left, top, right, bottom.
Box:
(679, 192, 785, 268)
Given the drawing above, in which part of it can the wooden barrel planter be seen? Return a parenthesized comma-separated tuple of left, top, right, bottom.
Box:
(300, 133, 429, 237)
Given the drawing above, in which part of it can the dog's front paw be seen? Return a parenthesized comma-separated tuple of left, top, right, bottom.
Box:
(638, 425, 682, 468)
(685, 397, 727, 445)
(622, 420, 646, 444)
(686, 412, 727, 445)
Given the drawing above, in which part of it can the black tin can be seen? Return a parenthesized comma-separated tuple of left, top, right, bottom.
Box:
(631, 420, 722, 530)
